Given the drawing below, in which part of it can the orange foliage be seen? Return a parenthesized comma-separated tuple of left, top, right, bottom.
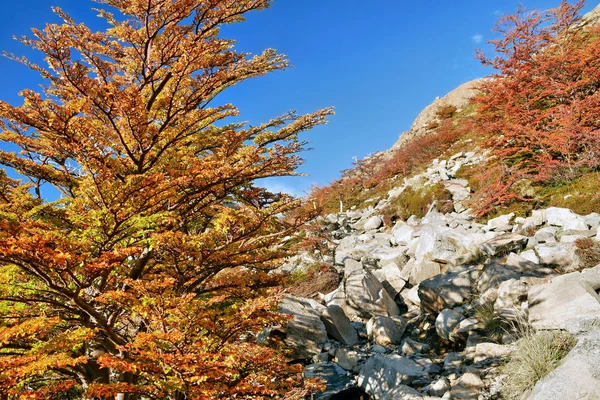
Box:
(0, 0, 332, 398)
(475, 0, 600, 193)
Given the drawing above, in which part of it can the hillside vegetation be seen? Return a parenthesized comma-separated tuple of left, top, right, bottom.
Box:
(309, 0, 600, 221)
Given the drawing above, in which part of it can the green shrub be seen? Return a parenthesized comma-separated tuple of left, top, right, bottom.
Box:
(381, 184, 453, 225)
(500, 331, 576, 400)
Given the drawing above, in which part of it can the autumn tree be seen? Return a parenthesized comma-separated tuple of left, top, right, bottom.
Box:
(473, 0, 600, 213)
(0, 0, 332, 398)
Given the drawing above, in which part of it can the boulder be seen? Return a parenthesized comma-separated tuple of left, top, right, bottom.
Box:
(427, 377, 451, 397)
(480, 233, 528, 256)
(401, 338, 430, 356)
(528, 267, 600, 331)
(545, 207, 588, 230)
(535, 243, 579, 269)
(519, 249, 540, 264)
(435, 309, 464, 341)
(450, 372, 484, 399)
(494, 278, 528, 315)
(415, 225, 476, 265)
(363, 216, 383, 231)
(366, 315, 408, 347)
(320, 305, 359, 346)
(473, 342, 513, 363)
(406, 258, 443, 285)
(376, 263, 408, 297)
(279, 296, 328, 360)
(487, 212, 515, 231)
(358, 354, 425, 398)
(344, 267, 400, 319)
(477, 253, 554, 295)
(304, 363, 352, 400)
(335, 348, 361, 371)
(532, 226, 558, 244)
(443, 352, 464, 371)
(418, 270, 476, 315)
(392, 221, 416, 245)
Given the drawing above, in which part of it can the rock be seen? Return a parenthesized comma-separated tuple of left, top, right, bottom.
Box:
(477, 254, 554, 295)
(377, 263, 408, 297)
(415, 225, 477, 266)
(344, 267, 400, 318)
(335, 348, 360, 371)
(304, 363, 352, 400)
(407, 259, 443, 285)
(528, 266, 600, 331)
(418, 270, 476, 315)
(392, 221, 416, 245)
(535, 243, 579, 269)
(473, 342, 513, 363)
(435, 309, 464, 341)
(279, 296, 328, 360)
(401, 338, 431, 356)
(366, 315, 408, 347)
(494, 278, 528, 315)
(443, 180, 470, 201)
(363, 216, 383, 231)
(529, 330, 600, 400)
(450, 372, 484, 399)
(520, 249, 540, 264)
(358, 354, 426, 398)
(443, 352, 463, 371)
(480, 233, 528, 256)
(545, 207, 588, 230)
(401, 286, 421, 309)
(371, 344, 387, 354)
(533, 226, 558, 244)
(584, 212, 600, 229)
(427, 377, 451, 397)
(487, 212, 515, 231)
(320, 305, 359, 346)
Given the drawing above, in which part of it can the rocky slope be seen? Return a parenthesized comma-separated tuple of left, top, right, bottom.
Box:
(275, 150, 600, 400)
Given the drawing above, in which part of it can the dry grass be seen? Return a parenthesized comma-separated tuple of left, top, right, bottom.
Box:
(500, 330, 576, 400)
(474, 302, 511, 343)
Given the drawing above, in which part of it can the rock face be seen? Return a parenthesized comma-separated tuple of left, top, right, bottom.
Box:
(392, 79, 484, 150)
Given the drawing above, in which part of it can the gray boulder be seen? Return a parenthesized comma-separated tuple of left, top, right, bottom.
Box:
(363, 215, 383, 231)
(304, 363, 352, 400)
(344, 266, 400, 319)
(535, 243, 580, 270)
(279, 296, 328, 360)
(366, 315, 408, 347)
(480, 233, 528, 256)
(435, 309, 464, 341)
(358, 354, 426, 398)
(545, 207, 588, 231)
(528, 266, 600, 331)
(418, 270, 477, 315)
(320, 305, 358, 346)
(334, 348, 361, 371)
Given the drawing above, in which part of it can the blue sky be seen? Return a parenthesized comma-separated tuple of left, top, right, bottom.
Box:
(0, 0, 595, 197)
